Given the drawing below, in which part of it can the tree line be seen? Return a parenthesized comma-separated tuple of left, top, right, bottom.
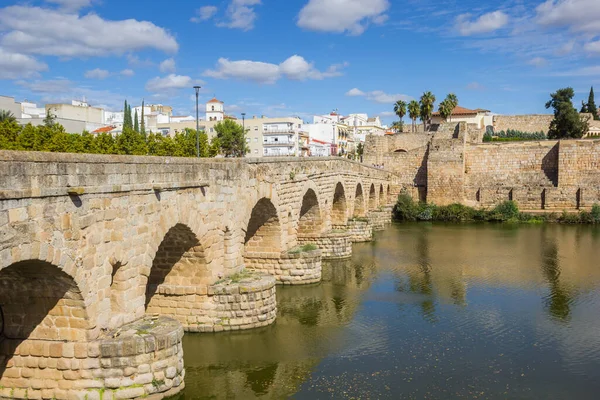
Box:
(0, 108, 248, 157)
(392, 92, 458, 132)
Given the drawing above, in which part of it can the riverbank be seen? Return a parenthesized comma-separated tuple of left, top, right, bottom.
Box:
(393, 193, 600, 224)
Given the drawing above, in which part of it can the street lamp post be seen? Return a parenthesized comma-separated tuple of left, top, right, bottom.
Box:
(193, 85, 202, 157)
(241, 112, 246, 132)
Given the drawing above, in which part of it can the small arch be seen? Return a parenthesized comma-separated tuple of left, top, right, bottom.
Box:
(379, 184, 385, 207)
(368, 183, 377, 210)
(331, 182, 347, 225)
(245, 198, 282, 254)
(354, 183, 365, 217)
(146, 223, 208, 309)
(394, 149, 408, 153)
(298, 189, 323, 236)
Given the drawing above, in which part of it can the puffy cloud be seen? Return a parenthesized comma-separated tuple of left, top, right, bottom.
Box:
(217, 0, 262, 31)
(45, 0, 94, 11)
(0, 48, 47, 79)
(455, 11, 509, 36)
(84, 68, 109, 79)
(346, 88, 366, 96)
(584, 40, 600, 55)
(0, 5, 178, 57)
(159, 58, 176, 73)
(145, 74, 203, 93)
(298, 0, 389, 35)
(191, 5, 218, 22)
(536, 0, 600, 34)
(204, 55, 347, 84)
(120, 69, 135, 77)
(345, 88, 411, 104)
(527, 57, 548, 67)
(466, 82, 485, 91)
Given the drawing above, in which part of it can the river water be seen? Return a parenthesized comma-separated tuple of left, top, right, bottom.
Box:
(173, 223, 600, 399)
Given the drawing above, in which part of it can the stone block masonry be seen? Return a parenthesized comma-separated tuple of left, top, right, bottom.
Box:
(244, 250, 322, 285)
(343, 220, 373, 243)
(297, 231, 353, 260)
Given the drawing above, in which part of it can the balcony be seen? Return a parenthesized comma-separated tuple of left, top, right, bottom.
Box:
(263, 130, 296, 135)
(263, 141, 294, 146)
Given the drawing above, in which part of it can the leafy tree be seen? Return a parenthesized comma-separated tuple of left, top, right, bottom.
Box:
(419, 91, 436, 131)
(587, 87, 599, 120)
(114, 126, 147, 155)
(545, 87, 588, 139)
(356, 142, 364, 158)
(134, 109, 139, 133)
(394, 100, 407, 123)
(408, 100, 420, 133)
(91, 132, 115, 154)
(214, 119, 247, 157)
(173, 129, 197, 157)
(209, 136, 221, 157)
(0, 119, 21, 149)
(43, 109, 56, 127)
(0, 109, 16, 123)
(580, 101, 588, 113)
(438, 99, 454, 121)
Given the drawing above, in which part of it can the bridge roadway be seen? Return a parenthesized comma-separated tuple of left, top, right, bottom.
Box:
(0, 151, 396, 399)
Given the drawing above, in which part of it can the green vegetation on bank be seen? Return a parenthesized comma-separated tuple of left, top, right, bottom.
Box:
(483, 129, 547, 142)
(393, 193, 600, 224)
(0, 112, 247, 157)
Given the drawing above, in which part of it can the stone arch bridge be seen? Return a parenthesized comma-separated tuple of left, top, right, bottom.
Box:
(0, 151, 396, 400)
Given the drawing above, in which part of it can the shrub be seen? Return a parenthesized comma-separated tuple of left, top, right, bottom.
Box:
(489, 201, 519, 221)
(393, 193, 419, 221)
(591, 203, 600, 223)
(559, 210, 581, 224)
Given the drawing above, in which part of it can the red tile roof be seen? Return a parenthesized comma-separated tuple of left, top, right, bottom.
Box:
(432, 106, 486, 117)
(207, 98, 223, 104)
(92, 125, 115, 133)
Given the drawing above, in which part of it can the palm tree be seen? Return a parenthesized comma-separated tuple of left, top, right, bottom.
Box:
(445, 93, 458, 121)
(408, 100, 420, 133)
(0, 109, 16, 123)
(391, 121, 403, 133)
(394, 100, 407, 124)
(419, 92, 436, 131)
(438, 99, 453, 122)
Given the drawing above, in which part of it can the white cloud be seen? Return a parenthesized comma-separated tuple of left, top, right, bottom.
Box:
(191, 5, 218, 22)
(346, 88, 366, 96)
(466, 82, 485, 90)
(537, 0, 600, 34)
(217, 0, 262, 31)
(0, 48, 47, 79)
(204, 55, 347, 84)
(455, 11, 509, 36)
(379, 111, 395, 117)
(584, 40, 600, 55)
(159, 58, 176, 73)
(0, 5, 178, 57)
(45, 0, 94, 11)
(298, 0, 390, 35)
(84, 68, 109, 79)
(527, 57, 548, 67)
(555, 40, 575, 56)
(145, 74, 203, 93)
(345, 88, 411, 104)
(120, 69, 134, 77)
(554, 66, 600, 76)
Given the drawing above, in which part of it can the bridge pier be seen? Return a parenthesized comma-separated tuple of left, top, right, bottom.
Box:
(367, 206, 394, 231)
(244, 249, 322, 285)
(0, 316, 184, 400)
(297, 231, 353, 260)
(341, 219, 374, 243)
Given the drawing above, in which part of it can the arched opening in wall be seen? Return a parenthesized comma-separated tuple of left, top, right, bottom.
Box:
(394, 149, 408, 153)
(0, 261, 89, 376)
(354, 184, 365, 217)
(379, 184, 385, 207)
(387, 185, 391, 204)
(368, 184, 377, 210)
(298, 189, 323, 236)
(331, 182, 347, 225)
(245, 198, 282, 254)
(146, 224, 208, 310)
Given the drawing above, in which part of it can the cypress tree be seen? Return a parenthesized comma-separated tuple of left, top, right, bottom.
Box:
(140, 99, 146, 137)
(587, 87, 599, 120)
(123, 100, 129, 129)
(128, 104, 133, 130)
(134, 109, 139, 133)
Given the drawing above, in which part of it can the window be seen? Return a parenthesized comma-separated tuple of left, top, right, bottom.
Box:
(254, 149, 258, 154)
(246, 138, 250, 143)
(254, 137, 258, 142)
(254, 126, 258, 131)
(210, 128, 214, 133)
(211, 106, 215, 111)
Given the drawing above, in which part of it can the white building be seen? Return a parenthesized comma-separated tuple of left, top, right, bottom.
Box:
(309, 138, 331, 157)
(206, 98, 224, 122)
(261, 120, 303, 157)
(20, 101, 45, 119)
(431, 106, 492, 129)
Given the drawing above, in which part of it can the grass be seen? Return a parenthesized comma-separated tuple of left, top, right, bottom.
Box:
(215, 270, 257, 285)
(393, 193, 600, 225)
(289, 243, 318, 254)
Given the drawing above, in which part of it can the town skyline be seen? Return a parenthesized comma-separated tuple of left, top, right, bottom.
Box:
(1, 0, 599, 124)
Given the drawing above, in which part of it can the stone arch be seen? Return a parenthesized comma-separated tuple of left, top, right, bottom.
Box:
(145, 223, 209, 309)
(245, 198, 282, 254)
(0, 260, 91, 385)
(354, 183, 366, 217)
(379, 184, 385, 207)
(394, 149, 408, 153)
(331, 182, 348, 225)
(298, 188, 324, 236)
(368, 183, 377, 210)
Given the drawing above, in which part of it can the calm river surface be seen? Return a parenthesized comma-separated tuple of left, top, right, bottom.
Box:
(174, 223, 600, 399)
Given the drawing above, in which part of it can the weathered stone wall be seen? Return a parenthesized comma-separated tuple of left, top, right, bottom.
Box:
(244, 250, 322, 285)
(493, 115, 553, 134)
(344, 220, 373, 242)
(297, 232, 353, 259)
(368, 208, 393, 231)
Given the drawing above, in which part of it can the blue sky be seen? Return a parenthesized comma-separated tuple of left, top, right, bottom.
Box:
(0, 0, 599, 124)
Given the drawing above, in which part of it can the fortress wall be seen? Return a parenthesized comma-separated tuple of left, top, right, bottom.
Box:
(493, 115, 553, 134)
